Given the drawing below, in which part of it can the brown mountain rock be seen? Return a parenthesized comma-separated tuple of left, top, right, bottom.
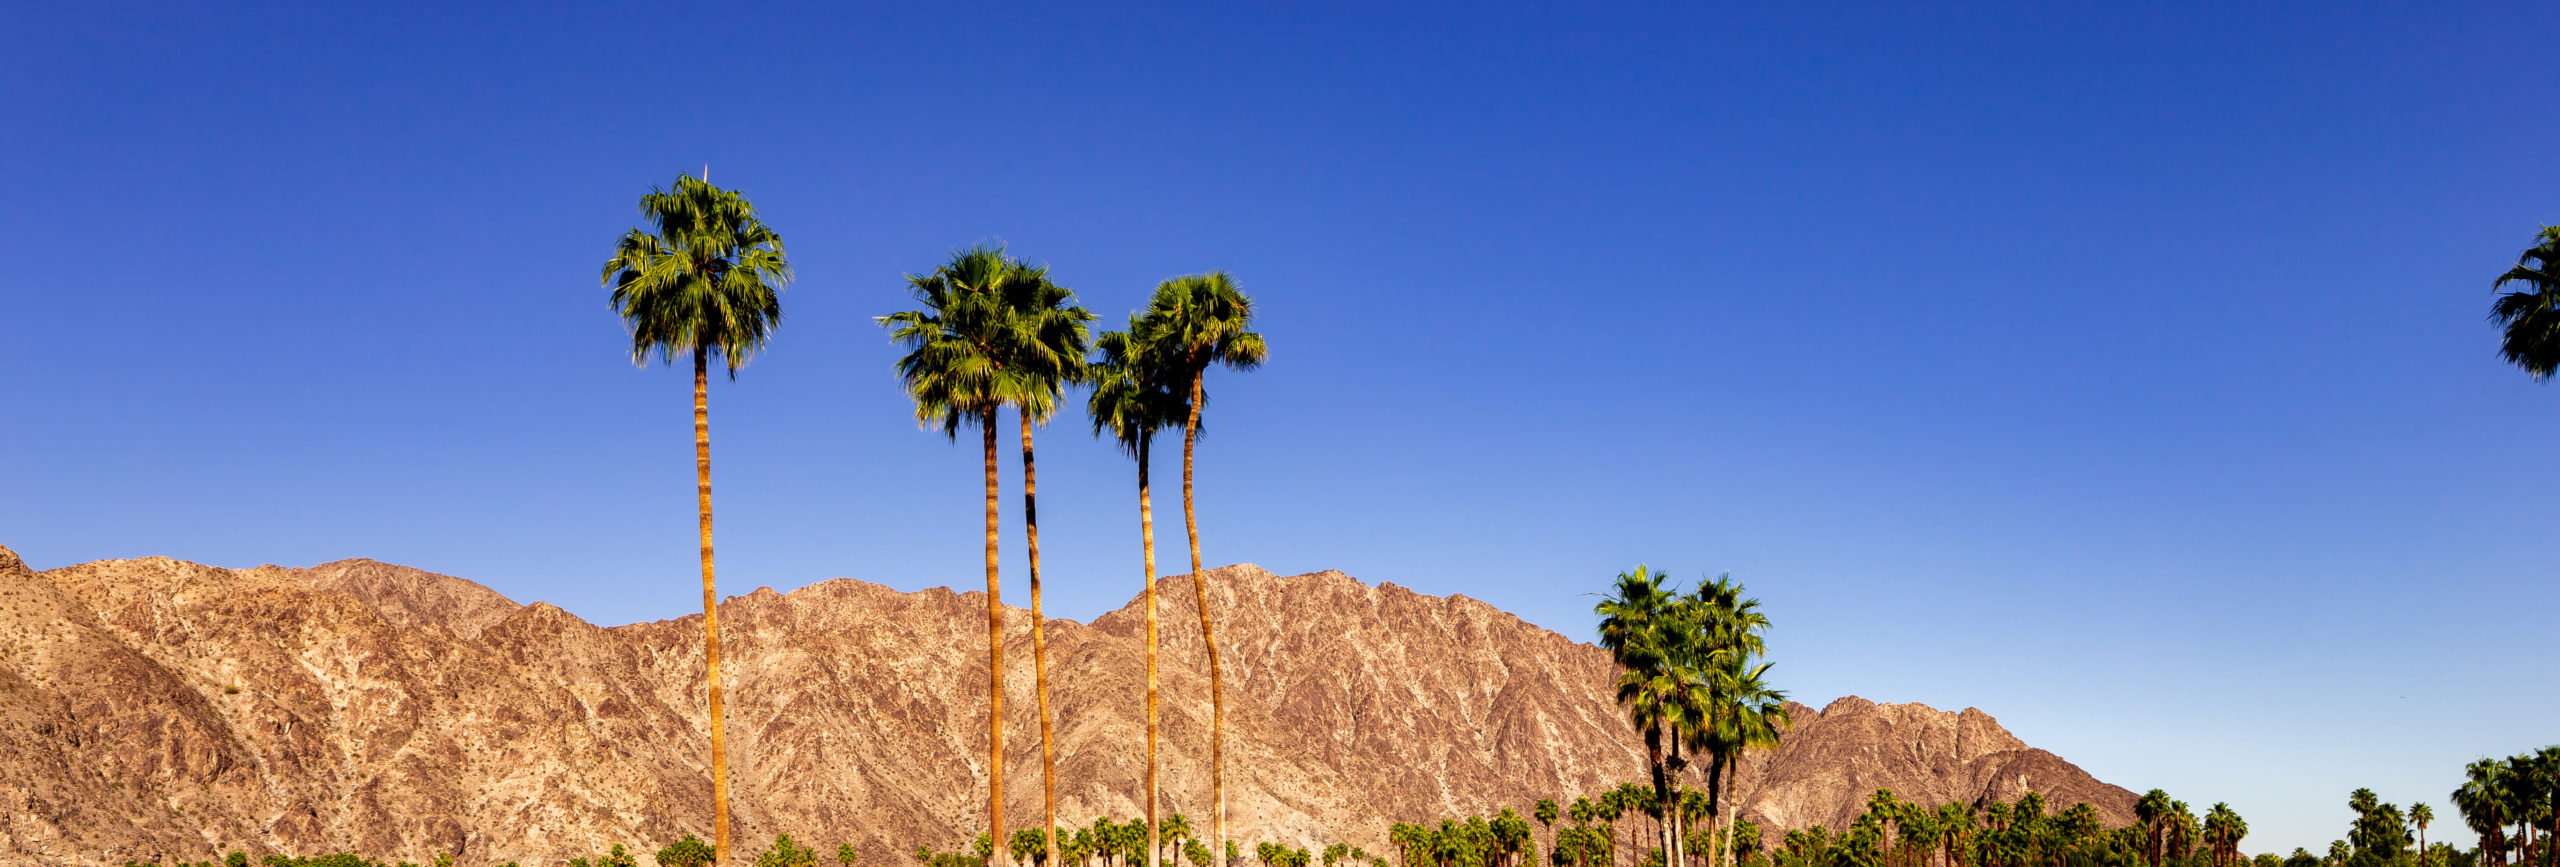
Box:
(0, 551, 2136, 866)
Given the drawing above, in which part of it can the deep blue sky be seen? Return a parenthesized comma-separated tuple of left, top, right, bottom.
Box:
(5, 2, 2553, 854)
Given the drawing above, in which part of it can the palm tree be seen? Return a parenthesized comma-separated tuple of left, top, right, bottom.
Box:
(1538, 800, 1562, 864)
(2492, 226, 2560, 383)
(601, 170, 789, 864)
(1002, 262, 1094, 867)
(2137, 791, 2174, 867)
(1092, 319, 1185, 867)
(1137, 271, 1268, 863)
(2454, 761, 2510, 867)
(2168, 801, 2198, 866)
(1161, 813, 1198, 867)
(1597, 793, 1626, 867)
(1686, 577, 1783, 867)
(882, 244, 1049, 867)
(2409, 803, 2432, 867)
(1935, 803, 1972, 867)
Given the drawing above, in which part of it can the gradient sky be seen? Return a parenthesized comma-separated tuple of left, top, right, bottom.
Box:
(5, 2, 2554, 855)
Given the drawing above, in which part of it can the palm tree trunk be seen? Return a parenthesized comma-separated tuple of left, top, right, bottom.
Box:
(1719, 762, 1737, 867)
(1648, 736, 1670, 867)
(1659, 739, 1680, 867)
(1182, 368, 1226, 867)
(1704, 755, 1726, 867)
(1141, 434, 1161, 867)
(984, 412, 1008, 867)
(1022, 410, 1060, 867)
(692, 347, 733, 865)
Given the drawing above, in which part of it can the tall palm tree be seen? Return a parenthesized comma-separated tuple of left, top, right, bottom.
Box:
(882, 244, 1048, 867)
(2492, 226, 2560, 383)
(1684, 576, 1782, 867)
(1698, 652, 1787, 867)
(601, 170, 789, 865)
(1002, 264, 1094, 867)
(1091, 318, 1185, 867)
(1137, 272, 1268, 863)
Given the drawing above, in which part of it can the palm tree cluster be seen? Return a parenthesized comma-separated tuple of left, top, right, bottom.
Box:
(1596, 567, 1790, 867)
(600, 169, 1269, 867)
(1257, 842, 1315, 867)
(2453, 749, 2560, 867)
(1012, 814, 1211, 867)
(883, 249, 1266, 867)
(1386, 812, 1539, 867)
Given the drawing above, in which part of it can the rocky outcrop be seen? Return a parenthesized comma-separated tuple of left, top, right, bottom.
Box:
(0, 548, 2135, 865)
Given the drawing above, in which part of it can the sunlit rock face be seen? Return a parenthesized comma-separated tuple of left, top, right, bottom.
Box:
(0, 549, 2133, 866)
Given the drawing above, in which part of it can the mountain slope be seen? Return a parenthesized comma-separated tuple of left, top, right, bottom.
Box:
(0, 546, 2134, 866)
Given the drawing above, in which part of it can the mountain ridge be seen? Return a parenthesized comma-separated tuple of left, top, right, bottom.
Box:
(0, 544, 2136, 866)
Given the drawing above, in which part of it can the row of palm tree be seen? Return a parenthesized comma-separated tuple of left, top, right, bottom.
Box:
(1596, 567, 1790, 867)
(1388, 813, 1539, 867)
(998, 814, 1215, 867)
(600, 172, 1266, 867)
(1764, 789, 2227, 867)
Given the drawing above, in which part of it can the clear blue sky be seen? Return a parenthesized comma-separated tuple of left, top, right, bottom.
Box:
(4, 2, 2552, 854)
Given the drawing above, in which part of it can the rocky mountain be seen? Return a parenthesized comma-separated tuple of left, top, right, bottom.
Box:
(0, 545, 2135, 866)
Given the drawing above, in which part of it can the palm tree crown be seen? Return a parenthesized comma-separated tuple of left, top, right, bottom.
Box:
(1090, 319, 1189, 455)
(2492, 226, 2560, 381)
(1143, 272, 1270, 390)
(882, 244, 1052, 435)
(604, 173, 789, 373)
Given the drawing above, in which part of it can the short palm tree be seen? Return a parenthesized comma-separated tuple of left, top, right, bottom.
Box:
(1137, 272, 1268, 862)
(882, 244, 1048, 867)
(1161, 813, 1198, 867)
(1092, 319, 1185, 867)
(2492, 226, 2560, 382)
(1536, 800, 1561, 864)
(600, 171, 788, 865)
